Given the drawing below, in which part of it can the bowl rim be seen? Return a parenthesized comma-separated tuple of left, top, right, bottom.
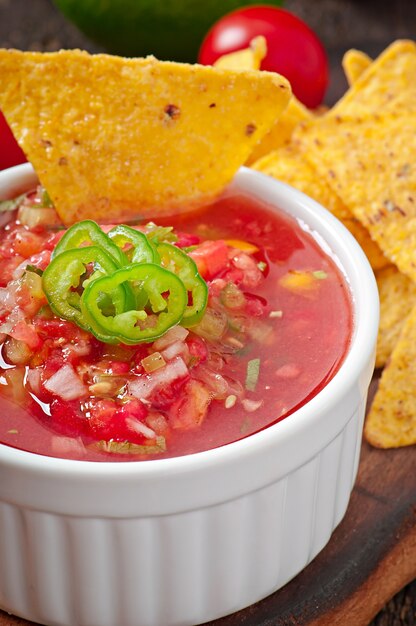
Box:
(0, 164, 379, 484)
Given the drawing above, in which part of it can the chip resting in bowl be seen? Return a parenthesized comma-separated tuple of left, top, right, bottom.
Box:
(0, 48, 291, 225)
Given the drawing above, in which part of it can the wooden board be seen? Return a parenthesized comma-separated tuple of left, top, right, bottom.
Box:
(0, 378, 415, 626)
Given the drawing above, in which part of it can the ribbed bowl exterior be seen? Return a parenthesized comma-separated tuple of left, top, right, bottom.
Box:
(0, 400, 365, 626)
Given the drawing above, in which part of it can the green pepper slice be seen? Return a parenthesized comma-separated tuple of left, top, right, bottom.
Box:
(80, 263, 188, 344)
(52, 219, 127, 267)
(107, 224, 159, 264)
(42, 246, 126, 330)
(157, 242, 208, 327)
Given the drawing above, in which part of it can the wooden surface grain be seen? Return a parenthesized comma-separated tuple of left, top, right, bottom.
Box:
(0, 1, 415, 624)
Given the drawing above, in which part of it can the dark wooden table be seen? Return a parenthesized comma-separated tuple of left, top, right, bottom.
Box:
(0, 1, 415, 624)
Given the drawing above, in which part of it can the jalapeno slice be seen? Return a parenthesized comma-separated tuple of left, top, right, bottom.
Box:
(157, 242, 208, 327)
(107, 224, 159, 264)
(42, 246, 126, 330)
(80, 263, 188, 344)
(52, 219, 127, 267)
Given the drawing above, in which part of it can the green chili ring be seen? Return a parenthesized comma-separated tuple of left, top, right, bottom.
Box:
(108, 224, 159, 264)
(42, 246, 127, 330)
(157, 242, 208, 327)
(52, 219, 127, 267)
(80, 263, 188, 344)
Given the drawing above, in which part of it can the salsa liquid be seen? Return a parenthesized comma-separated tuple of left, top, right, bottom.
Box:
(0, 193, 352, 461)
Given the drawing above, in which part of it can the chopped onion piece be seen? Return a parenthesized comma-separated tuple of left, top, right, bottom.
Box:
(153, 326, 189, 351)
(161, 340, 186, 361)
(128, 356, 188, 400)
(44, 364, 88, 401)
(242, 398, 263, 412)
(51, 436, 87, 458)
(125, 417, 157, 439)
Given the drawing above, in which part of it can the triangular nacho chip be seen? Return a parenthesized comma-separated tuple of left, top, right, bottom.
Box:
(213, 37, 311, 165)
(296, 113, 416, 281)
(0, 48, 291, 224)
(342, 49, 372, 86)
(246, 97, 311, 165)
(365, 302, 416, 448)
(375, 265, 416, 368)
(331, 39, 416, 118)
(251, 143, 388, 271)
(293, 42, 416, 280)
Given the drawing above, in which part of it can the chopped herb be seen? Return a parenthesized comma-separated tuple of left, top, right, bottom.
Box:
(313, 270, 328, 280)
(25, 264, 43, 276)
(245, 358, 260, 392)
(0, 192, 27, 213)
(92, 436, 166, 455)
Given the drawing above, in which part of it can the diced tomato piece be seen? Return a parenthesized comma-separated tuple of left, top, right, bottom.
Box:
(11, 230, 44, 257)
(108, 360, 131, 375)
(44, 230, 66, 250)
(88, 398, 149, 443)
(169, 379, 211, 430)
(150, 374, 190, 410)
(189, 240, 229, 279)
(9, 320, 41, 350)
(187, 335, 208, 365)
(0, 256, 25, 287)
(231, 252, 263, 288)
(175, 232, 201, 248)
(244, 294, 268, 317)
(49, 398, 88, 437)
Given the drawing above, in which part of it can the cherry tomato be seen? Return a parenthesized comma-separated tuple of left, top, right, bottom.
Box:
(0, 112, 26, 170)
(198, 6, 328, 109)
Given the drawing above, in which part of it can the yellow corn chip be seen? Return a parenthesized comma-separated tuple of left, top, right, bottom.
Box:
(342, 49, 372, 86)
(375, 265, 416, 368)
(365, 302, 416, 448)
(213, 37, 311, 165)
(331, 40, 416, 118)
(0, 48, 291, 225)
(251, 144, 388, 270)
(213, 36, 266, 70)
(246, 98, 312, 164)
(296, 113, 416, 281)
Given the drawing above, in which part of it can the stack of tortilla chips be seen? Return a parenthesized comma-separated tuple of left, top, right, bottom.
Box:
(239, 39, 416, 449)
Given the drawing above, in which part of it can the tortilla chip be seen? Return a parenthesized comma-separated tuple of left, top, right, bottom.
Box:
(213, 37, 311, 165)
(247, 98, 312, 164)
(296, 112, 416, 281)
(0, 48, 291, 225)
(342, 49, 372, 86)
(251, 144, 388, 270)
(375, 265, 416, 368)
(213, 36, 266, 70)
(365, 302, 416, 448)
(331, 40, 416, 118)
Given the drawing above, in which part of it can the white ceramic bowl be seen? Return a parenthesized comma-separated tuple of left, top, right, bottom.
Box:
(0, 163, 379, 626)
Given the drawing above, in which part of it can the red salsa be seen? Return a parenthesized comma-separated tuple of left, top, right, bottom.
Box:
(0, 189, 352, 461)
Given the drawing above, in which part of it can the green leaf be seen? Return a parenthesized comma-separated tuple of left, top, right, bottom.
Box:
(245, 358, 260, 392)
